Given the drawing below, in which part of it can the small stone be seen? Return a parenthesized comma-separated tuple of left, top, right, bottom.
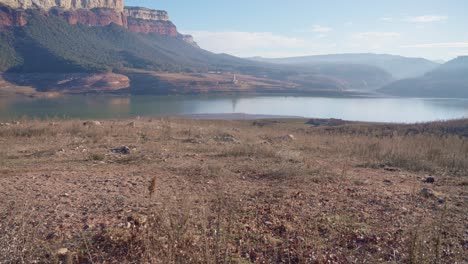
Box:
(420, 188, 434, 198)
(111, 146, 130, 155)
(280, 134, 295, 141)
(83, 121, 101, 126)
(383, 179, 392, 185)
(384, 166, 400, 172)
(56, 248, 68, 255)
(424, 176, 435, 184)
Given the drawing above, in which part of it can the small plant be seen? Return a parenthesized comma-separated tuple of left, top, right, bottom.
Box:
(88, 153, 105, 161)
(148, 176, 157, 198)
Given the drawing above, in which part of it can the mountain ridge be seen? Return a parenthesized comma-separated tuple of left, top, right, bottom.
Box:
(379, 56, 468, 97)
(250, 53, 440, 80)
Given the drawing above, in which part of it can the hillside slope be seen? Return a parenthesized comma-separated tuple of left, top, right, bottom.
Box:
(379, 56, 468, 98)
(0, 8, 378, 95)
(0, 5, 399, 95)
(251, 53, 439, 80)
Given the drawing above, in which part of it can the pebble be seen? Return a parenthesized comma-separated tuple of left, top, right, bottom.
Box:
(424, 176, 435, 184)
(56, 248, 68, 255)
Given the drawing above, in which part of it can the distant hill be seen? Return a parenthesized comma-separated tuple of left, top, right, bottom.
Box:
(0, 7, 396, 94)
(0, 3, 436, 95)
(250, 53, 440, 80)
(379, 56, 468, 98)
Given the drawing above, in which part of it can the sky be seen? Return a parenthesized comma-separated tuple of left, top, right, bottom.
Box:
(126, 0, 468, 61)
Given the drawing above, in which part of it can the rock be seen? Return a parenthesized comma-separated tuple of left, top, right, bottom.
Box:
(424, 176, 435, 184)
(56, 248, 68, 255)
(124, 7, 169, 21)
(83, 120, 101, 126)
(280, 134, 295, 141)
(383, 179, 392, 185)
(1, 0, 124, 12)
(111, 146, 130, 155)
(420, 188, 442, 201)
(126, 16, 178, 36)
(383, 166, 400, 172)
(53, 8, 128, 27)
(127, 214, 148, 227)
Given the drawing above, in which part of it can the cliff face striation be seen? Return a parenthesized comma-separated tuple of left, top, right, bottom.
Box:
(50, 7, 127, 27)
(124, 7, 168, 21)
(0, 0, 197, 45)
(124, 6, 177, 36)
(0, 0, 124, 11)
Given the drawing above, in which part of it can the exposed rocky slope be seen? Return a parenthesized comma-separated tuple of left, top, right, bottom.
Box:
(0, 0, 194, 41)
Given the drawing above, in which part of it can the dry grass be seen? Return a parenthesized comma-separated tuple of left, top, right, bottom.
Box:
(0, 118, 466, 263)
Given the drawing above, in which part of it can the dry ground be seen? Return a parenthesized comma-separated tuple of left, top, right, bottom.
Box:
(0, 118, 467, 263)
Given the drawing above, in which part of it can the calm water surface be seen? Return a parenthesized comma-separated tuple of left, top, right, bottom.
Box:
(1, 95, 467, 123)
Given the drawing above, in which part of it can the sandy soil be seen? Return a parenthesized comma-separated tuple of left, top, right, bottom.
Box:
(0, 118, 466, 263)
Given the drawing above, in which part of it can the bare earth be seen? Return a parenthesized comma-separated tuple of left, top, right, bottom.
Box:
(0, 118, 466, 263)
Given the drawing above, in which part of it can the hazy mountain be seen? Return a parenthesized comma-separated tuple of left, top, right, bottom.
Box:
(0, 3, 430, 95)
(0, 6, 396, 94)
(379, 56, 468, 98)
(250, 53, 440, 80)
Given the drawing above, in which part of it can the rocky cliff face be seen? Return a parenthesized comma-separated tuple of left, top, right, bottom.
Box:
(124, 7, 176, 36)
(124, 7, 168, 21)
(0, 0, 123, 11)
(0, 0, 197, 46)
(0, 4, 26, 26)
(50, 7, 127, 27)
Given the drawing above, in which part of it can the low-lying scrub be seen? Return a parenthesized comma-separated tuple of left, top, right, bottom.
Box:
(0, 118, 466, 263)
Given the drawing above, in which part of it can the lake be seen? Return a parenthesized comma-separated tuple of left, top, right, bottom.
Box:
(1, 95, 467, 123)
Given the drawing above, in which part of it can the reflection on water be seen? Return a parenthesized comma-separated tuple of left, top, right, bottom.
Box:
(0, 95, 467, 123)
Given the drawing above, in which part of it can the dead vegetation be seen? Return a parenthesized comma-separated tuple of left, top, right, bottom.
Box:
(0, 118, 466, 263)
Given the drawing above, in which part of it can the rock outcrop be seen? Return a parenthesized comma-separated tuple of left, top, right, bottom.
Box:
(0, 4, 26, 26)
(123, 7, 168, 21)
(126, 18, 177, 36)
(124, 7, 176, 36)
(0, 0, 124, 11)
(50, 7, 127, 27)
(0, 0, 197, 46)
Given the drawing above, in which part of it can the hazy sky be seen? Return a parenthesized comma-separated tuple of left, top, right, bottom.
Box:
(126, 0, 468, 61)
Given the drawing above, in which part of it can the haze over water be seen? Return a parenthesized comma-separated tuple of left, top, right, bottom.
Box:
(1, 95, 467, 123)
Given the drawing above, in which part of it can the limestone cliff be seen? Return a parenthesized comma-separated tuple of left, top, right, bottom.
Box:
(0, 0, 197, 46)
(0, 0, 124, 11)
(124, 7, 168, 21)
(0, 4, 26, 26)
(50, 7, 127, 27)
